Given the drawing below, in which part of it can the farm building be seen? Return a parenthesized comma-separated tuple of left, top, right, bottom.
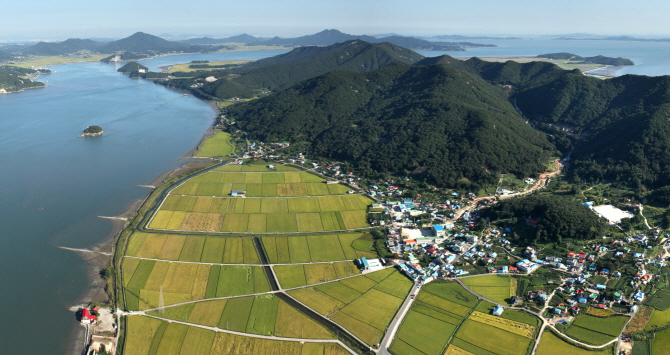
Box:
(230, 190, 246, 197)
(492, 305, 504, 316)
(357, 257, 384, 272)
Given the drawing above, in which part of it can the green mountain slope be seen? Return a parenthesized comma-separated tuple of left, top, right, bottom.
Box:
(161, 40, 425, 100)
(227, 61, 554, 188)
(460, 58, 670, 190)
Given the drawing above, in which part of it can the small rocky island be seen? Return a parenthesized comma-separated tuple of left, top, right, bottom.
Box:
(80, 125, 103, 137)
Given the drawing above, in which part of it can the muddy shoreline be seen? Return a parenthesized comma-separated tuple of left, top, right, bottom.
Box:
(64, 101, 219, 354)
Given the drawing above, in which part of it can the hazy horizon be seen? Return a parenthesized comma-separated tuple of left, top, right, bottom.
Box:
(4, 0, 670, 41)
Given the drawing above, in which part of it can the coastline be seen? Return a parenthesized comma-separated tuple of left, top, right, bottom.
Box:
(65, 95, 219, 354)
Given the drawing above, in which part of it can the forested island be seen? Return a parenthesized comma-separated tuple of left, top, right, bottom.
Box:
(80, 125, 103, 137)
(0, 66, 50, 93)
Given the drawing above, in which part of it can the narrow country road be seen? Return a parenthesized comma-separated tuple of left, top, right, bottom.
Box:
(378, 282, 421, 354)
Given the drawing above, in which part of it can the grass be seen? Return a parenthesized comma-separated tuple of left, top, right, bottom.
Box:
(536, 330, 613, 355)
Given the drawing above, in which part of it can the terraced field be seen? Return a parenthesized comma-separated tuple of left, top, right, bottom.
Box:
(148, 167, 372, 233)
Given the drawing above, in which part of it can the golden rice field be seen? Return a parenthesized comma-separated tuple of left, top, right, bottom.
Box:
(148, 166, 372, 233)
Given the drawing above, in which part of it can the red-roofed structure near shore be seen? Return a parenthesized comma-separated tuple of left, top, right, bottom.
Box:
(81, 308, 97, 324)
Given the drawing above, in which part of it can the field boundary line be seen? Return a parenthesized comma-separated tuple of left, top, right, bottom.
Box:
(280, 292, 377, 352)
(123, 255, 358, 267)
(135, 313, 358, 355)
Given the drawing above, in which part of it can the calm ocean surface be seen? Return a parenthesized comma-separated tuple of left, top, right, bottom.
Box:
(0, 41, 666, 353)
(419, 38, 670, 76)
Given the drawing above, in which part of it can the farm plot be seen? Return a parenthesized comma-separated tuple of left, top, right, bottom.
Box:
(646, 308, 670, 330)
(123, 261, 269, 310)
(125, 234, 258, 264)
(150, 167, 373, 233)
(461, 275, 516, 304)
(124, 316, 346, 355)
(390, 281, 479, 355)
(147, 295, 335, 339)
(536, 330, 614, 355)
(261, 233, 371, 264)
(288, 269, 411, 347)
(564, 314, 629, 345)
(274, 262, 360, 289)
(194, 132, 236, 158)
(452, 318, 533, 355)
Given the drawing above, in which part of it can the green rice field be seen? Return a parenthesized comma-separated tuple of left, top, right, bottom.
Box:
(563, 314, 629, 345)
(274, 261, 361, 289)
(536, 330, 613, 355)
(146, 295, 335, 339)
(261, 233, 375, 263)
(124, 315, 349, 355)
(124, 233, 260, 264)
(122, 260, 270, 310)
(288, 268, 412, 347)
(461, 275, 516, 304)
(194, 132, 236, 158)
(390, 281, 479, 355)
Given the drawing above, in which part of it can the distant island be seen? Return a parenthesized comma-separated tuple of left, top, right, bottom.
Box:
(537, 52, 634, 66)
(117, 62, 149, 78)
(80, 125, 103, 137)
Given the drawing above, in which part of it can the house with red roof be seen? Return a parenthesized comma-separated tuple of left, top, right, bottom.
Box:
(81, 308, 97, 324)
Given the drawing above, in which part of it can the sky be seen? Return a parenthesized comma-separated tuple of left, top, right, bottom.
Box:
(4, 0, 670, 40)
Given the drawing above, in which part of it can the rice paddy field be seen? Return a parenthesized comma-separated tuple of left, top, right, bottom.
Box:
(461, 275, 517, 304)
(194, 132, 236, 158)
(148, 166, 372, 233)
(536, 330, 614, 355)
(390, 281, 539, 355)
(122, 259, 270, 310)
(146, 294, 335, 339)
(563, 314, 629, 345)
(288, 268, 412, 347)
(645, 308, 670, 330)
(261, 233, 375, 263)
(124, 233, 260, 264)
(123, 315, 349, 355)
(274, 262, 361, 289)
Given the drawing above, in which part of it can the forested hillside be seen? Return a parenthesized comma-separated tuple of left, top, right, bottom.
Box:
(486, 194, 609, 243)
(227, 61, 554, 189)
(158, 40, 424, 100)
(0, 66, 49, 92)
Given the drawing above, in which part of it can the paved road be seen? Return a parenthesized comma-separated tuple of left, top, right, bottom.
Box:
(378, 282, 421, 354)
